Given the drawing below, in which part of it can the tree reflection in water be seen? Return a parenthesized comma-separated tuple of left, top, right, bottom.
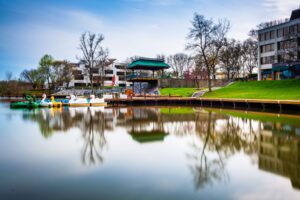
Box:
(187, 109, 260, 189)
(22, 107, 108, 166)
(80, 107, 106, 165)
(19, 106, 300, 189)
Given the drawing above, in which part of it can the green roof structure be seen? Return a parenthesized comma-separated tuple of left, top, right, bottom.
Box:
(129, 130, 168, 143)
(127, 58, 170, 70)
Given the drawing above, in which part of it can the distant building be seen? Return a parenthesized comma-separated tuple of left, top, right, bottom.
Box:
(65, 59, 127, 88)
(258, 7, 300, 80)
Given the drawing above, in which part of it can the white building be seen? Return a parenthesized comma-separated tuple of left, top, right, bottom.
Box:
(257, 7, 300, 80)
(67, 59, 127, 88)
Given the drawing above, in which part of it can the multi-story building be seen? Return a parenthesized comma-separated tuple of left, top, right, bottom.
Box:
(67, 59, 127, 88)
(258, 7, 300, 80)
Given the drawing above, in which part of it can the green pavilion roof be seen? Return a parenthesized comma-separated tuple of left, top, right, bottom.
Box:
(129, 130, 168, 143)
(127, 58, 170, 70)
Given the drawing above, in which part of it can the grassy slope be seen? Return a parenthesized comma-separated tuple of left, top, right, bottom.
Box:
(203, 79, 300, 100)
(160, 88, 198, 97)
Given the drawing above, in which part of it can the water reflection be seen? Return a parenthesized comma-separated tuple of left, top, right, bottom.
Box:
(17, 106, 300, 190)
(258, 121, 300, 189)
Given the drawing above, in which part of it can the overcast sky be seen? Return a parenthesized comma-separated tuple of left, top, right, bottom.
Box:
(0, 0, 299, 79)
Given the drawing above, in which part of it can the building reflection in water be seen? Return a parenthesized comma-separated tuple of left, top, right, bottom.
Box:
(21, 106, 300, 190)
(258, 120, 300, 189)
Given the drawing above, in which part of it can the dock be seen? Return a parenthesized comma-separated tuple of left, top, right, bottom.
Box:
(105, 97, 300, 112)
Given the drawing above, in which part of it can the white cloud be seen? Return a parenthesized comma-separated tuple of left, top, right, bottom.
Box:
(261, 0, 300, 18)
(1, 7, 189, 70)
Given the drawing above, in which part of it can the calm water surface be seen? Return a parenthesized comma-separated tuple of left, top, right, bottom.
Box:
(0, 102, 300, 200)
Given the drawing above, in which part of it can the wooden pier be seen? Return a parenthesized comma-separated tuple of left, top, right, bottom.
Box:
(105, 97, 300, 112)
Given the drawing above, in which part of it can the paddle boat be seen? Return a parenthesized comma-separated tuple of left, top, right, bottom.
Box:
(10, 95, 40, 109)
(50, 96, 62, 107)
(68, 95, 90, 107)
(40, 94, 52, 107)
(89, 95, 107, 106)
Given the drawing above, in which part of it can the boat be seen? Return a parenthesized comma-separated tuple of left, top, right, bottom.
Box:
(50, 96, 62, 107)
(89, 95, 107, 106)
(10, 95, 40, 109)
(40, 94, 52, 107)
(68, 95, 90, 107)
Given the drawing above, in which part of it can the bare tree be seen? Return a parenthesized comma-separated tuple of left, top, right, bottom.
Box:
(20, 69, 45, 89)
(52, 60, 74, 89)
(167, 53, 194, 79)
(242, 38, 258, 78)
(220, 39, 243, 81)
(156, 54, 166, 61)
(78, 31, 109, 91)
(187, 14, 230, 92)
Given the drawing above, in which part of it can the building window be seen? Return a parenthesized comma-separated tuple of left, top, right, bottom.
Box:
(260, 43, 275, 53)
(289, 25, 297, 35)
(118, 75, 126, 81)
(260, 56, 275, 65)
(105, 77, 112, 81)
(105, 70, 113, 74)
(283, 27, 289, 36)
(259, 33, 265, 41)
(92, 68, 99, 74)
(74, 75, 84, 80)
(270, 30, 275, 39)
(117, 71, 125, 76)
(265, 31, 270, 40)
(277, 28, 283, 37)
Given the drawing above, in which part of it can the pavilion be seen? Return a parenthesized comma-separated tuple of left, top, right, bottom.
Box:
(127, 57, 170, 94)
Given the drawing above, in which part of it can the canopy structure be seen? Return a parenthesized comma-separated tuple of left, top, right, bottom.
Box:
(129, 130, 168, 143)
(127, 58, 170, 70)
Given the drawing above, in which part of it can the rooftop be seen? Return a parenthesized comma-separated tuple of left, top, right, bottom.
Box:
(290, 7, 300, 21)
(127, 57, 170, 70)
(258, 7, 300, 32)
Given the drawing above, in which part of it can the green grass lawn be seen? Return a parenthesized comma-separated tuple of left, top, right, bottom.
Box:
(160, 107, 195, 114)
(160, 88, 198, 97)
(203, 79, 300, 100)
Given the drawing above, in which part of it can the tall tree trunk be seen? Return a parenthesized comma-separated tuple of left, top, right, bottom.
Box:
(207, 68, 212, 92)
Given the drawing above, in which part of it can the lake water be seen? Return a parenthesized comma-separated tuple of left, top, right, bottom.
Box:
(0, 102, 300, 200)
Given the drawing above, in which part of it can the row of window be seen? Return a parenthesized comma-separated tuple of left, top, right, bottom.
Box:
(260, 56, 275, 65)
(260, 44, 275, 53)
(277, 40, 297, 50)
(104, 70, 126, 75)
(259, 23, 300, 42)
(261, 51, 300, 65)
(260, 39, 300, 52)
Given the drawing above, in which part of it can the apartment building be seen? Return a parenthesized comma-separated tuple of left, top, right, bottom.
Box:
(68, 59, 127, 88)
(258, 7, 300, 80)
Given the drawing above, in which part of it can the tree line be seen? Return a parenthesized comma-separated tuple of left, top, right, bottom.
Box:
(20, 32, 108, 91)
(164, 13, 258, 92)
(5, 13, 258, 94)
